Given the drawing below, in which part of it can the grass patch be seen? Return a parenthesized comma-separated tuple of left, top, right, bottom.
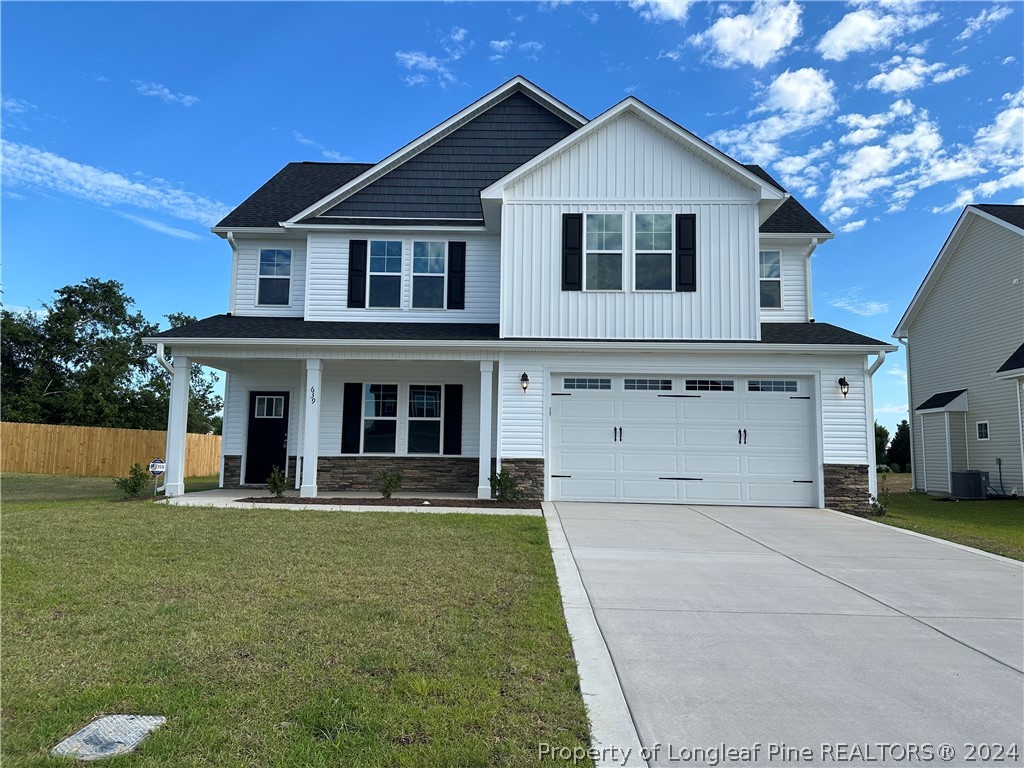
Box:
(2, 473, 221, 503)
(1, 496, 591, 766)
(875, 491, 1024, 560)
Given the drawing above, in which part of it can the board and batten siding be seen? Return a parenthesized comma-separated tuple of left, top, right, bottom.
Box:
(500, 110, 762, 341)
(758, 240, 810, 324)
(907, 214, 1024, 492)
(231, 237, 307, 317)
(304, 231, 500, 323)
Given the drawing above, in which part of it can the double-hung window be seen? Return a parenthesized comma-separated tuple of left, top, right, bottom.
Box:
(634, 214, 673, 290)
(258, 249, 291, 306)
(412, 241, 446, 308)
(759, 251, 782, 308)
(585, 214, 623, 291)
(368, 240, 402, 308)
(408, 385, 442, 453)
(363, 384, 398, 453)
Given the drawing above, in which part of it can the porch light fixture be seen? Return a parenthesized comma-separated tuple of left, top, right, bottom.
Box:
(520, 373, 530, 392)
(838, 377, 850, 399)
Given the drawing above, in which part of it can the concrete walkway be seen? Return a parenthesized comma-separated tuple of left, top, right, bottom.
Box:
(548, 502, 1023, 767)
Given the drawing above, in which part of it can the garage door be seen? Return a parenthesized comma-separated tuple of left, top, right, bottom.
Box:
(550, 375, 817, 506)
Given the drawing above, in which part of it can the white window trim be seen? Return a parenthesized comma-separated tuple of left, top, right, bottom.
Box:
(257, 248, 292, 307)
(759, 250, 783, 311)
(632, 212, 675, 293)
(583, 213, 625, 292)
(976, 421, 990, 441)
(366, 240, 403, 310)
(411, 241, 449, 310)
(360, 383, 400, 455)
(407, 383, 445, 455)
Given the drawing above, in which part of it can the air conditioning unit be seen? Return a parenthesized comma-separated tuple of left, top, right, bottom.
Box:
(950, 470, 989, 500)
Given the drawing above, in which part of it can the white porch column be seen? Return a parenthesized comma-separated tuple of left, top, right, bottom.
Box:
(300, 358, 323, 497)
(164, 355, 190, 497)
(478, 361, 494, 499)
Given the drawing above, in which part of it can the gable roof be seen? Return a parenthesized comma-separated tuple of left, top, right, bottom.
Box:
(894, 204, 1024, 337)
(997, 342, 1024, 376)
(744, 165, 831, 236)
(915, 389, 968, 412)
(286, 76, 586, 225)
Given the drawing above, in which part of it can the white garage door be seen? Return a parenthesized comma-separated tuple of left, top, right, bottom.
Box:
(550, 375, 817, 506)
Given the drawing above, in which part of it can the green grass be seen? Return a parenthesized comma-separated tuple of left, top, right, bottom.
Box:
(1, 473, 221, 503)
(1, 488, 590, 766)
(876, 491, 1024, 560)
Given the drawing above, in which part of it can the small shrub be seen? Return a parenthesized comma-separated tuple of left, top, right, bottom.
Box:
(378, 469, 403, 499)
(489, 469, 522, 502)
(113, 463, 150, 498)
(266, 465, 288, 497)
(876, 464, 891, 473)
(870, 475, 890, 516)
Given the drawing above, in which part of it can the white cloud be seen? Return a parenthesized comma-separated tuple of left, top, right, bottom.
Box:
(442, 26, 472, 60)
(838, 219, 866, 233)
(2, 96, 36, 114)
(629, 0, 695, 23)
(1002, 56, 1017, 66)
(115, 212, 204, 241)
(875, 403, 909, 415)
(887, 366, 908, 385)
(710, 68, 836, 163)
(956, 4, 1013, 41)
(490, 39, 513, 53)
(447, 26, 467, 43)
(866, 56, 970, 94)
(395, 51, 455, 87)
(519, 41, 544, 60)
(133, 80, 199, 107)
(772, 141, 833, 197)
(293, 132, 352, 162)
(817, 7, 939, 61)
(689, 0, 802, 69)
(830, 290, 890, 316)
(0, 139, 228, 226)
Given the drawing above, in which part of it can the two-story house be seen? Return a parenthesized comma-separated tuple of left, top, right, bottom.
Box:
(150, 77, 894, 514)
(894, 204, 1024, 497)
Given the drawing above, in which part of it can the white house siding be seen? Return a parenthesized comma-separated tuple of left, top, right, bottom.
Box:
(500, 111, 761, 341)
(907, 215, 1024, 492)
(221, 359, 304, 459)
(231, 236, 307, 317)
(304, 230, 500, 323)
(758, 239, 809, 324)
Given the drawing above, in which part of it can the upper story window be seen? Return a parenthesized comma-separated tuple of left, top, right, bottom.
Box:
(368, 241, 402, 308)
(258, 249, 291, 306)
(634, 214, 673, 291)
(585, 214, 623, 291)
(412, 241, 447, 309)
(759, 251, 782, 309)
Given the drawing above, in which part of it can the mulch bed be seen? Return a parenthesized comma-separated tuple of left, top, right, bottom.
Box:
(237, 496, 542, 509)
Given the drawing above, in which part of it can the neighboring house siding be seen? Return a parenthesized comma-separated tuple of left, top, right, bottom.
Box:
(501, 111, 761, 341)
(305, 231, 500, 323)
(758, 240, 809, 324)
(921, 413, 951, 492)
(907, 216, 1024, 492)
(232, 238, 307, 317)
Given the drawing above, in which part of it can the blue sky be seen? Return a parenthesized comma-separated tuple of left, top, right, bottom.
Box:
(2, 1, 1021, 432)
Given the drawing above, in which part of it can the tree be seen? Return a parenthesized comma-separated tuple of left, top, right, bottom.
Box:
(874, 421, 890, 465)
(1, 279, 221, 433)
(887, 420, 911, 473)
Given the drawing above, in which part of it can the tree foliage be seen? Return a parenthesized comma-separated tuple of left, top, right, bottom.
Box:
(886, 419, 911, 473)
(1, 279, 221, 433)
(874, 421, 890, 464)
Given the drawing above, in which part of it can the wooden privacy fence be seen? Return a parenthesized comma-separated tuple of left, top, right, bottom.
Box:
(1, 422, 221, 478)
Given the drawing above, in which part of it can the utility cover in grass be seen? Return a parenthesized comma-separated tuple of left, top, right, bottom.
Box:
(50, 715, 166, 760)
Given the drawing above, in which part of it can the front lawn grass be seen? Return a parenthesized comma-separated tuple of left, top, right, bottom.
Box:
(1, 495, 590, 766)
(1, 473, 221, 503)
(876, 491, 1024, 561)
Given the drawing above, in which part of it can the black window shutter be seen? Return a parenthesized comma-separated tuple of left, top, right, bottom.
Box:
(347, 240, 367, 308)
(675, 214, 697, 292)
(562, 213, 583, 291)
(447, 242, 466, 310)
(443, 384, 463, 455)
(341, 382, 362, 453)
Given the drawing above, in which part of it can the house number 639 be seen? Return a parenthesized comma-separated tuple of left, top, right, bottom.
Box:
(310, 386, 316, 404)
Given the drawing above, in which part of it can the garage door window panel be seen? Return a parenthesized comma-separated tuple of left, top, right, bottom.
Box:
(624, 378, 672, 391)
(686, 379, 735, 392)
(748, 380, 798, 393)
(564, 377, 612, 390)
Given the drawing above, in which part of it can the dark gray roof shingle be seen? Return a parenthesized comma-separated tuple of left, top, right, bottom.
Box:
(997, 342, 1024, 373)
(154, 316, 888, 347)
(915, 389, 968, 411)
(974, 204, 1024, 230)
(744, 165, 832, 235)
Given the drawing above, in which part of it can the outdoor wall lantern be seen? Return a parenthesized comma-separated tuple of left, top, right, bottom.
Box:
(520, 373, 530, 392)
(838, 377, 850, 399)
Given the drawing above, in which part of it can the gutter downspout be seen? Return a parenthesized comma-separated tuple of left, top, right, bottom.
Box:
(227, 231, 238, 315)
(156, 342, 174, 492)
(897, 337, 915, 489)
(804, 238, 819, 321)
(867, 349, 886, 376)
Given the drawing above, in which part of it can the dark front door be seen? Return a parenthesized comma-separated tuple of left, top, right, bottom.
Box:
(245, 391, 289, 485)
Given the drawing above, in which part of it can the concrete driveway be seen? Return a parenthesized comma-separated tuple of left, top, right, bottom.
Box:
(550, 503, 1023, 767)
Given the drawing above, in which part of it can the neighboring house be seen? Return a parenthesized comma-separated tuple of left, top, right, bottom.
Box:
(149, 77, 894, 513)
(894, 204, 1024, 496)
